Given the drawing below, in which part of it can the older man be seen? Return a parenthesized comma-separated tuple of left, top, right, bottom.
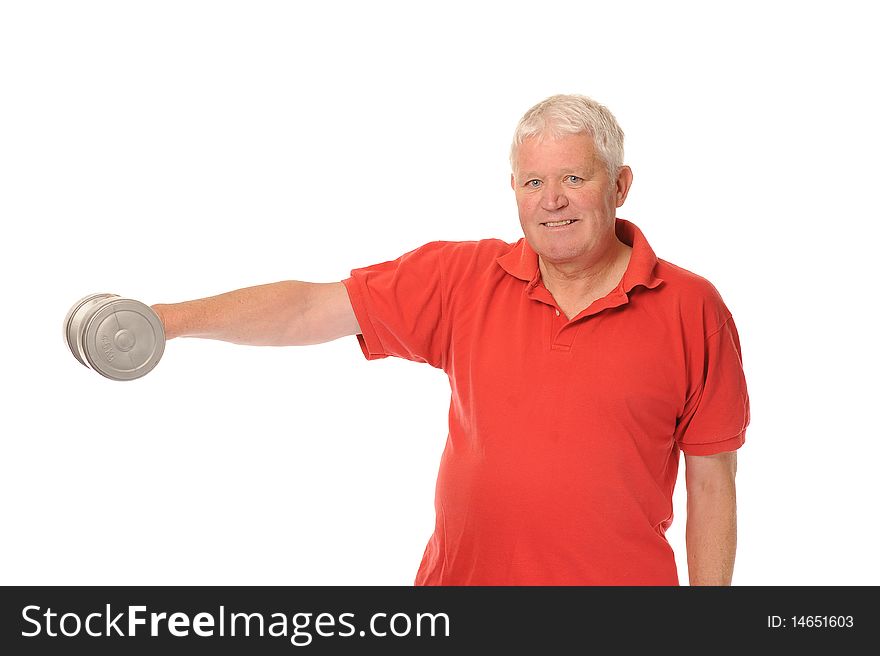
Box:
(153, 95, 750, 586)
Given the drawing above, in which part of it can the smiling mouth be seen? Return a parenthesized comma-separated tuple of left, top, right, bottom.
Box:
(541, 219, 579, 227)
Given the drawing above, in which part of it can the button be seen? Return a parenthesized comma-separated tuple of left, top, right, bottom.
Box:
(555, 309, 560, 316)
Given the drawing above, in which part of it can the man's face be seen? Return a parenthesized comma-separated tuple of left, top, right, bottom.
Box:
(511, 132, 631, 268)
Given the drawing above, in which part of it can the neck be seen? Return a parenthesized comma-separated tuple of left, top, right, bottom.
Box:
(539, 238, 632, 303)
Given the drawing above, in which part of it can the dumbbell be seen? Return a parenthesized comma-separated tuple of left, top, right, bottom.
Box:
(64, 294, 165, 381)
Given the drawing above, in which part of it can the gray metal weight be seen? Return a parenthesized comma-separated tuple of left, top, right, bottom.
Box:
(64, 294, 165, 381)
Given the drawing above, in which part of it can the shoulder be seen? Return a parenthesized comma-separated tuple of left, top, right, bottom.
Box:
(653, 258, 733, 336)
(352, 239, 514, 277)
(394, 238, 512, 259)
(655, 258, 724, 297)
(421, 238, 514, 259)
(419, 238, 517, 276)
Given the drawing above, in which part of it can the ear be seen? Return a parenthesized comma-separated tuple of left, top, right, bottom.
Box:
(615, 166, 634, 207)
(510, 173, 516, 190)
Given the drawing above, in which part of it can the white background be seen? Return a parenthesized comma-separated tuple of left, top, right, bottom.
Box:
(2, 1, 877, 585)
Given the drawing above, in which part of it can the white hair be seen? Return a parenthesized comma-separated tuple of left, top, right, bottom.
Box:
(510, 94, 625, 179)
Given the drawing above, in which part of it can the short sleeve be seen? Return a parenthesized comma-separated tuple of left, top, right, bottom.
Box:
(342, 241, 449, 369)
(674, 315, 751, 455)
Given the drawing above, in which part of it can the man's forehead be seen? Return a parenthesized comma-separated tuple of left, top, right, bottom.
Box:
(514, 133, 599, 173)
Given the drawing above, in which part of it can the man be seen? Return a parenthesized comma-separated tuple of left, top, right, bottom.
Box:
(153, 94, 750, 586)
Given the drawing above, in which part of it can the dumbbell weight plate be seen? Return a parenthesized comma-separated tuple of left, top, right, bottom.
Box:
(63, 293, 116, 367)
(80, 298, 165, 381)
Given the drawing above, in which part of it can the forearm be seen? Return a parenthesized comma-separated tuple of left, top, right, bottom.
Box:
(685, 484, 737, 586)
(152, 281, 355, 346)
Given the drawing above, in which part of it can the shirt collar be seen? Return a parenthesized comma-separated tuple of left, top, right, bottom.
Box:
(496, 218, 664, 293)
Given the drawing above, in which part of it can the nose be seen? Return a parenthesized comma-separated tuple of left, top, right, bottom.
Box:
(540, 181, 568, 211)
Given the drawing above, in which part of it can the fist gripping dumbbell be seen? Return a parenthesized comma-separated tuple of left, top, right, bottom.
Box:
(64, 294, 165, 381)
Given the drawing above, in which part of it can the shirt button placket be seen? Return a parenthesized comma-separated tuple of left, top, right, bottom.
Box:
(550, 306, 576, 351)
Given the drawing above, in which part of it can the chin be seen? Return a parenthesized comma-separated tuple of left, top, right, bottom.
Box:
(534, 238, 586, 263)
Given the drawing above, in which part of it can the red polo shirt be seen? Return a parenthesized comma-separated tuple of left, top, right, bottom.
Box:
(342, 219, 750, 585)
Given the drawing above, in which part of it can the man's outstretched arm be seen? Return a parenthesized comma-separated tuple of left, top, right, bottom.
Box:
(684, 449, 738, 585)
(152, 281, 360, 346)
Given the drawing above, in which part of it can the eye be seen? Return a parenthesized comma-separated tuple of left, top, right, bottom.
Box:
(566, 175, 583, 184)
(526, 179, 542, 188)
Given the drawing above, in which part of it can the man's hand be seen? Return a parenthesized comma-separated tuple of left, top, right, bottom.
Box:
(684, 449, 738, 585)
